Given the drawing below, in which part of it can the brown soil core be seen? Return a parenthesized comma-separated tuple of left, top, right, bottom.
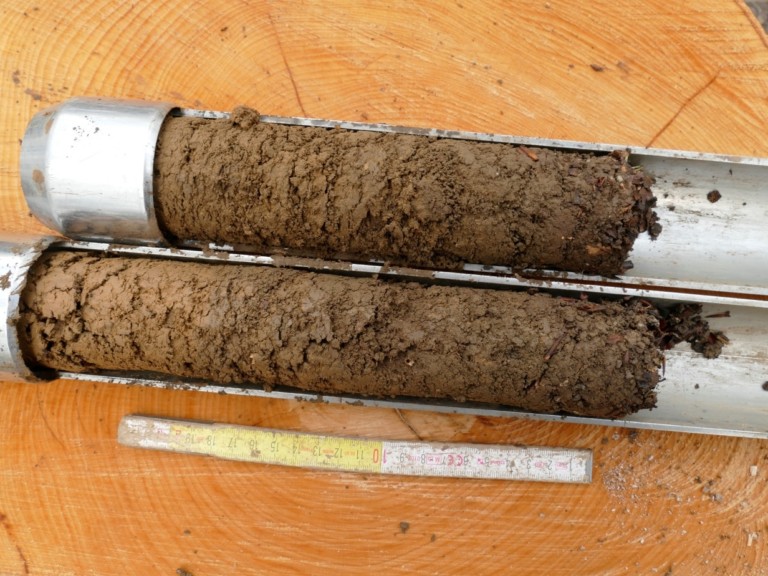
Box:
(18, 250, 668, 418)
(153, 109, 659, 275)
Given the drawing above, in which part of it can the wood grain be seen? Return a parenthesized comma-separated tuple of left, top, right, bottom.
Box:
(0, 1, 767, 574)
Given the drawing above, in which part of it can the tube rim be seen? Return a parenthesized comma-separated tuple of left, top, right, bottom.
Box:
(0, 234, 57, 382)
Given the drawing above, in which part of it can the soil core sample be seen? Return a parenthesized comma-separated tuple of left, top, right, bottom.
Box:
(17, 250, 671, 418)
(154, 109, 659, 275)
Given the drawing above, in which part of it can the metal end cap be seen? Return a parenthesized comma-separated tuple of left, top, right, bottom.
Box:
(20, 97, 175, 245)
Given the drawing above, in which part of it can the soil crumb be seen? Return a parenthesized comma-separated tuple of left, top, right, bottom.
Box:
(17, 251, 672, 419)
(707, 189, 722, 203)
(154, 110, 659, 276)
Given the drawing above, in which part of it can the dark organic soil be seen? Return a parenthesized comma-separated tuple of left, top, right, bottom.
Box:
(654, 303, 729, 359)
(17, 251, 671, 418)
(153, 109, 659, 275)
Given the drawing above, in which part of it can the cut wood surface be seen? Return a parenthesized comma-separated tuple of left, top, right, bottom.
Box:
(0, 1, 767, 574)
